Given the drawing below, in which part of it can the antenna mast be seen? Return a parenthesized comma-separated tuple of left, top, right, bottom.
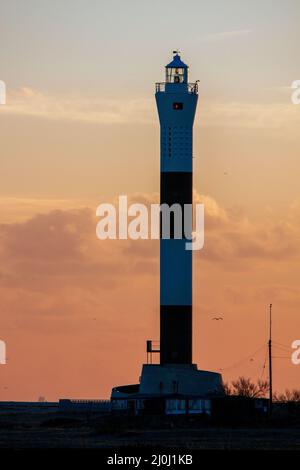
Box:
(268, 303, 273, 416)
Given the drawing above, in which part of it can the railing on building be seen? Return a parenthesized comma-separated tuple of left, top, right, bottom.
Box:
(146, 340, 160, 364)
(155, 82, 198, 94)
(59, 399, 111, 412)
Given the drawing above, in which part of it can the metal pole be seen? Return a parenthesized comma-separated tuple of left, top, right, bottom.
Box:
(268, 303, 273, 416)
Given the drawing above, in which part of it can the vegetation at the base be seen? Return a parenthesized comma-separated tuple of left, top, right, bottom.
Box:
(224, 376, 300, 402)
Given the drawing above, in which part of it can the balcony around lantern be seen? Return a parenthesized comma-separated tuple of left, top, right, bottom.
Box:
(155, 82, 198, 94)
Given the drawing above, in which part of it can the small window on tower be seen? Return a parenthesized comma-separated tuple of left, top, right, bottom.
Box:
(173, 102, 183, 110)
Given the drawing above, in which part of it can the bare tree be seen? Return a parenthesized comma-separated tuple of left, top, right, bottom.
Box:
(222, 382, 233, 396)
(273, 389, 300, 403)
(224, 377, 269, 398)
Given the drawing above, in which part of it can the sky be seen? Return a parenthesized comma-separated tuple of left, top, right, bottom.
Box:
(0, 0, 300, 400)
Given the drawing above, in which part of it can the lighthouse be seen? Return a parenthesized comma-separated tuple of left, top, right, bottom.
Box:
(156, 52, 197, 365)
(111, 53, 223, 414)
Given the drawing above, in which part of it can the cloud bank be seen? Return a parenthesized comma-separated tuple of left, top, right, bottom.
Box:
(1, 87, 299, 131)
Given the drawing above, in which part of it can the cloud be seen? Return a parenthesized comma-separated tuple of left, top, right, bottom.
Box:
(201, 101, 300, 131)
(1, 86, 300, 132)
(0, 197, 93, 223)
(1, 193, 299, 293)
(2, 87, 154, 124)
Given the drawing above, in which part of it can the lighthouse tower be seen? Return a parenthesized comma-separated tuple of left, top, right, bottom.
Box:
(111, 53, 223, 413)
(156, 52, 197, 365)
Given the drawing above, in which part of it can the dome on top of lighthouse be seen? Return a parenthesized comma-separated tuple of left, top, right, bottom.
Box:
(166, 52, 188, 69)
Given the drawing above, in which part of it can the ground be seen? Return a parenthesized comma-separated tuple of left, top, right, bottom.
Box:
(0, 404, 300, 450)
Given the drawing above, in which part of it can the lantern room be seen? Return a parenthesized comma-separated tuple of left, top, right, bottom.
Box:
(165, 52, 188, 84)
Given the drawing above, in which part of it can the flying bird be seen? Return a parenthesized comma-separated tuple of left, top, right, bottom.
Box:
(212, 317, 223, 321)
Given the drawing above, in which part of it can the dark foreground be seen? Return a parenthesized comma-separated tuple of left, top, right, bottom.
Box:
(0, 403, 300, 451)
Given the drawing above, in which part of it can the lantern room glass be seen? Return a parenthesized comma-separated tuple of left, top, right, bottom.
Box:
(166, 67, 185, 84)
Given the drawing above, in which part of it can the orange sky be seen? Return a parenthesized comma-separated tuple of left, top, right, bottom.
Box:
(0, 193, 299, 400)
(0, 0, 300, 400)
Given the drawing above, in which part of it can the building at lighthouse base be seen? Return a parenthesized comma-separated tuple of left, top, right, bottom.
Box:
(111, 364, 224, 416)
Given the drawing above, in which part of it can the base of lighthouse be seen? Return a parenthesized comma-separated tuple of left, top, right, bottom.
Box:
(110, 364, 224, 416)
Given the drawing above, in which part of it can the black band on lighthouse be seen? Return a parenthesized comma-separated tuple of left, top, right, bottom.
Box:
(160, 171, 192, 239)
(160, 305, 192, 364)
